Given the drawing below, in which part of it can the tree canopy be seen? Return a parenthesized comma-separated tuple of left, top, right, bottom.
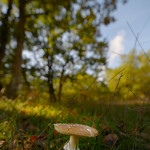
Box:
(0, 0, 127, 101)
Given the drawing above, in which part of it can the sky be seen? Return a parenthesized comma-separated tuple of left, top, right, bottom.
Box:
(101, 0, 150, 68)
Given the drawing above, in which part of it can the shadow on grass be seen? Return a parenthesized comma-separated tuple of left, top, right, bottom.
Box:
(0, 107, 60, 149)
(0, 100, 150, 149)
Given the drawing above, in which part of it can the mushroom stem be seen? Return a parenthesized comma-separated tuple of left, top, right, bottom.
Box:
(64, 135, 79, 150)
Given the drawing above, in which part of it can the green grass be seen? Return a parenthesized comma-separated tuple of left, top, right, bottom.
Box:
(0, 97, 150, 149)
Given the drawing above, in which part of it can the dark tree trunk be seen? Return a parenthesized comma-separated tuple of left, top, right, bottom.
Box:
(0, 0, 13, 90)
(6, 0, 26, 98)
(46, 48, 56, 102)
(48, 72, 56, 102)
(58, 64, 65, 103)
(58, 57, 69, 103)
(0, 0, 13, 64)
(22, 67, 30, 90)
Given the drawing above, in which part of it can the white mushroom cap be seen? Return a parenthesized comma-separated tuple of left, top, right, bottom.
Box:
(54, 123, 98, 137)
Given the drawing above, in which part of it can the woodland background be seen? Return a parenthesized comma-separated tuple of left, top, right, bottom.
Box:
(0, 0, 150, 149)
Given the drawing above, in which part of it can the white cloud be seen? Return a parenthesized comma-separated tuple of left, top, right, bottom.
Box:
(108, 31, 125, 67)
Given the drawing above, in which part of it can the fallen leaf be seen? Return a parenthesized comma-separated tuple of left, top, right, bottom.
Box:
(28, 135, 44, 149)
(29, 135, 39, 143)
(0, 140, 6, 147)
(54, 129, 59, 137)
(102, 133, 119, 146)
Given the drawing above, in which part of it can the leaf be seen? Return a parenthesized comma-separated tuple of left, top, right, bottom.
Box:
(28, 135, 44, 149)
(0, 140, 6, 147)
(102, 133, 119, 146)
(53, 129, 59, 137)
(29, 135, 39, 143)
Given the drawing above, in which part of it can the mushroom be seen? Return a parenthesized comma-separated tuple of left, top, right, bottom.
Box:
(54, 123, 98, 150)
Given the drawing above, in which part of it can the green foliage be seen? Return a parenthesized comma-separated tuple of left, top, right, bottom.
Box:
(61, 73, 110, 105)
(105, 49, 150, 100)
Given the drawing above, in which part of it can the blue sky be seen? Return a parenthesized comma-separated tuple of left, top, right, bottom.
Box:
(101, 0, 150, 68)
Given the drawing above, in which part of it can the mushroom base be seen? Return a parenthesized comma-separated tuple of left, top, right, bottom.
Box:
(64, 136, 79, 150)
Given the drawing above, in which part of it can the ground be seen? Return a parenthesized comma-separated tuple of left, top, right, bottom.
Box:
(0, 96, 150, 150)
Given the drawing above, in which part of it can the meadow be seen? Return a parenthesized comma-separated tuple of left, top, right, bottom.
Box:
(0, 95, 150, 150)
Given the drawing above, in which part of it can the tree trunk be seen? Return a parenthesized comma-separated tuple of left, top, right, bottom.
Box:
(58, 57, 69, 103)
(58, 65, 65, 103)
(6, 0, 26, 98)
(46, 48, 56, 102)
(22, 67, 30, 90)
(0, 0, 13, 91)
(48, 72, 56, 102)
(0, 0, 13, 64)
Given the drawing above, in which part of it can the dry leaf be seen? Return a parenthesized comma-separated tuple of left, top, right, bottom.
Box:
(28, 135, 44, 149)
(29, 135, 39, 143)
(102, 133, 119, 146)
(0, 140, 6, 147)
(54, 129, 59, 137)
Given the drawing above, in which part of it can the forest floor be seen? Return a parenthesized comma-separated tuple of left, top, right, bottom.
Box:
(0, 96, 150, 150)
